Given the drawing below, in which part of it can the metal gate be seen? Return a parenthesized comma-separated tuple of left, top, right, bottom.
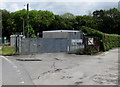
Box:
(20, 38, 69, 54)
(37, 38, 68, 53)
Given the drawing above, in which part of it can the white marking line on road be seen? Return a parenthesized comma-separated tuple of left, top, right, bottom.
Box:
(19, 81, 25, 84)
(1, 56, 13, 64)
(1, 56, 18, 69)
(1, 56, 25, 84)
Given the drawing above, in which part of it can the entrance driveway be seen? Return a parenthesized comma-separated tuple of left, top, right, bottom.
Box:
(6, 48, 119, 85)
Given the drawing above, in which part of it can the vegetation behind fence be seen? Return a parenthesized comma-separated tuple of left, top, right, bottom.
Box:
(80, 26, 120, 52)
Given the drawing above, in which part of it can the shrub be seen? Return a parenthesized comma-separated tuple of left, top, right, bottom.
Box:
(2, 46, 15, 56)
(80, 26, 120, 52)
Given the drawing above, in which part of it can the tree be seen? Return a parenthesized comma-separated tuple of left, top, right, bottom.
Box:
(1, 7, 120, 41)
(37, 10, 55, 31)
(25, 25, 36, 38)
(61, 13, 76, 19)
(93, 10, 105, 18)
(48, 15, 64, 30)
(75, 15, 95, 29)
(92, 8, 120, 34)
(2, 10, 14, 39)
(12, 9, 27, 33)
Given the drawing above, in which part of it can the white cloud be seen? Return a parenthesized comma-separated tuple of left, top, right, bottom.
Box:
(1, 0, 120, 2)
(0, 2, 7, 9)
(0, 1, 118, 15)
(9, 3, 20, 12)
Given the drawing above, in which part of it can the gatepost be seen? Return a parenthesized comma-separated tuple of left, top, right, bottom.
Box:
(10, 35, 24, 54)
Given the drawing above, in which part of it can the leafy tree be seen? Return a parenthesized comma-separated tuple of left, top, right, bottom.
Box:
(61, 13, 76, 19)
(12, 9, 27, 33)
(1, 7, 120, 41)
(105, 8, 120, 34)
(92, 8, 120, 34)
(2, 10, 14, 39)
(25, 25, 36, 38)
(93, 10, 105, 18)
(48, 15, 64, 30)
(37, 10, 55, 31)
(0, 10, 2, 38)
(28, 10, 40, 34)
(75, 15, 95, 29)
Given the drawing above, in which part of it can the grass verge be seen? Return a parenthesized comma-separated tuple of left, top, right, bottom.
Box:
(1, 46, 15, 56)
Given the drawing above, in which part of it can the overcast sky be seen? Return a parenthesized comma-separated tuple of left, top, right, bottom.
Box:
(0, 0, 119, 15)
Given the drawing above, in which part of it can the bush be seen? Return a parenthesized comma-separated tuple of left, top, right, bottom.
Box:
(102, 34, 120, 51)
(80, 26, 120, 52)
(2, 46, 15, 56)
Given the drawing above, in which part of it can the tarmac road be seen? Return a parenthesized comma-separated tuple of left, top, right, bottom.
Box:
(0, 56, 34, 85)
(6, 48, 119, 85)
(0, 46, 2, 86)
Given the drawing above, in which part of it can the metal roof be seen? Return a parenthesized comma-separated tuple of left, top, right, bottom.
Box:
(43, 30, 80, 33)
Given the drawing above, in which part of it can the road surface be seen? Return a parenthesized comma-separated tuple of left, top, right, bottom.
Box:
(0, 55, 34, 85)
(0, 46, 2, 86)
(6, 48, 119, 85)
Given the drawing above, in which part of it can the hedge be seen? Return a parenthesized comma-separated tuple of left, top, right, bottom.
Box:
(2, 46, 15, 56)
(80, 26, 120, 52)
(102, 34, 120, 51)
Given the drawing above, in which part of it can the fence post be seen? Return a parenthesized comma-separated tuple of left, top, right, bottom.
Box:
(84, 37, 88, 54)
(15, 35, 19, 54)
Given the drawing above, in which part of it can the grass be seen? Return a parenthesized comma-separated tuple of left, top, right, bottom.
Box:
(0, 50, 2, 55)
(1, 46, 15, 56)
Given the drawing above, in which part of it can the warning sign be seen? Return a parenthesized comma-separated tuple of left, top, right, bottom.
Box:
(88, 38, 94, 45)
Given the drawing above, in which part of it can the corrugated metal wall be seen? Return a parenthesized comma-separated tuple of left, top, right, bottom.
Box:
(43, 32, 83, 39)
(20, 38, 69, 54)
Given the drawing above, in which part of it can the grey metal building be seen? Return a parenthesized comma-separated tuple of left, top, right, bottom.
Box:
(42, 30, 85, 53)
(43, 30, 83, 39)
(13, 30, 85, 54)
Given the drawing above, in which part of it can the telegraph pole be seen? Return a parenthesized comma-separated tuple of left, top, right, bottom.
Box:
(23, 19, 25, 36)
(26, 3, 29, 37)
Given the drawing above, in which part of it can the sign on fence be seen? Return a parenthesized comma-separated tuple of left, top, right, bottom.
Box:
(88, 38, 94, 45)
(71, 39, 83, 45)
